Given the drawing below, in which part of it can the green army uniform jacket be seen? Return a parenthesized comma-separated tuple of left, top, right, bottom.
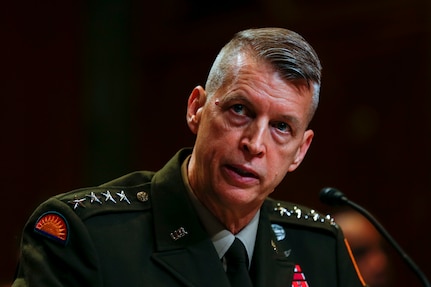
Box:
(13, 148, 366, 287)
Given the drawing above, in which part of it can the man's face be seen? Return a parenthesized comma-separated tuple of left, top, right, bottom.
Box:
(187, 55, 314, 213)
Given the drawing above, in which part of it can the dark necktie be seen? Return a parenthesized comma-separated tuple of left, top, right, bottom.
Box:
(225, 237, 253, 287)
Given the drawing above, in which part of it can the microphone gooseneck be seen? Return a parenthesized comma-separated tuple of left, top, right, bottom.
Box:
(320, 187, 430, 287)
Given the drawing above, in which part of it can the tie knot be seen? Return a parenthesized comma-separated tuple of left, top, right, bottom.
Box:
(225, 238, 249, 266)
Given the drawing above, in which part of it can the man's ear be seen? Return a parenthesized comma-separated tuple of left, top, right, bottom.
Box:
(287, 129, 314, 172)
(186, 86, 206, 134)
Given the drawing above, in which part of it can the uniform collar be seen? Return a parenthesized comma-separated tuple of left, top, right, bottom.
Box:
(180, 154, 259, 266)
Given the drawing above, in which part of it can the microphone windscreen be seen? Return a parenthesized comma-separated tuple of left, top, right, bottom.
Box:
(319, 187, 347, 206)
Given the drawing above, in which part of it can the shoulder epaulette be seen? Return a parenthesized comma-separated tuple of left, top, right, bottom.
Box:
(55, 183, 152, 221)
(33, 176, 153, 245)
(266, 198, 339, 233)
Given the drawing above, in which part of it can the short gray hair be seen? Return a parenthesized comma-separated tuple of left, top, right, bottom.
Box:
(205, 27, 322, 121)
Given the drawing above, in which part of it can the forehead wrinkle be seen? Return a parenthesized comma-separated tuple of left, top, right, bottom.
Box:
(234, 61, 292, 101)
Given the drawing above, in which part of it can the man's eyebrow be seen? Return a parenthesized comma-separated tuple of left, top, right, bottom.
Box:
(219, 94, 252, 106)
(280, 114, 300, 126)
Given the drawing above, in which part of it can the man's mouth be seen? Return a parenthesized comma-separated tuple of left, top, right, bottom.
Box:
(227, 165, 258, 179)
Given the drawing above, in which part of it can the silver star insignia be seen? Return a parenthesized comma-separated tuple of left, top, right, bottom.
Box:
(68, 197, 86, 210)
(102, 190, 116, 203)
(86, 192, 102, 204)
(116, 190, 130, 204)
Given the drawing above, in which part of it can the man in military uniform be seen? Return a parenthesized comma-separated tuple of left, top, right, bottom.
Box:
(12, 27, 367, 287)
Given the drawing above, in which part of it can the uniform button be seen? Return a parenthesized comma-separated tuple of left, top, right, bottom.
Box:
(136, 191, 149, 202)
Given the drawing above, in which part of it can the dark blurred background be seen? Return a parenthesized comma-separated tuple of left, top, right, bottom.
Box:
(2, 0, 430, 285)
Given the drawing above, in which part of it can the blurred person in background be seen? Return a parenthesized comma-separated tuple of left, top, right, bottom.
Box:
(333, 208, 394, 287)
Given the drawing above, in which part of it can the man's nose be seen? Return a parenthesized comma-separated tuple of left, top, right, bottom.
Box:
(240, 122, 266, 157)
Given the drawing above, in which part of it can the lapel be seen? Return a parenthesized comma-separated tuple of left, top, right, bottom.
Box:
(150, 149, 230, 287)
(251, 200, 295, 287)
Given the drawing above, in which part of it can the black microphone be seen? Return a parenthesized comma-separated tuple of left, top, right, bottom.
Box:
(320, 187, 431, 287)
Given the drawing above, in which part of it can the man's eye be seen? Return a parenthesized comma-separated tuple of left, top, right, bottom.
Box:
(273, 122, 290, 133)
(231, 104, 246, 115)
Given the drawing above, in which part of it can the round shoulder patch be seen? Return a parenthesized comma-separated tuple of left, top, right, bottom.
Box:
(34, 212, 69, 245)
